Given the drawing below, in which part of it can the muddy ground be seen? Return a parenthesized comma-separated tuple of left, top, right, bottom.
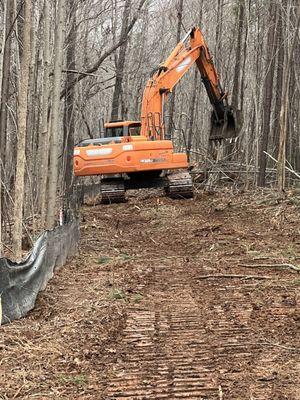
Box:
(0, 189, 300, 399)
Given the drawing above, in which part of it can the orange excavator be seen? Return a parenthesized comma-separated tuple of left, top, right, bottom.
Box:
(74, 27, 236, 203)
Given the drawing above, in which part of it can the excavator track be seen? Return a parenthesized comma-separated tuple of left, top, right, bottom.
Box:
(100, 178, 126, 204)
(165, 171, 194, 199)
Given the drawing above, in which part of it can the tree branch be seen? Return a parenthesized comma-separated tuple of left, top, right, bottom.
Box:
(5, 0, 25, 44)
(60, 0, 148, 99)
(198, 274, 271, 280)
(239, 263, 300, 272)
(264, 151, 300, 179)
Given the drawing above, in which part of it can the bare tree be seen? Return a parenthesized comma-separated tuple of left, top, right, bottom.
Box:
(257, 2, 276, 187)
(39, 0, 51, 227)
(12, 0, 32, 259)
(110, 0, 132, 121)
(277, 2, 300, 191)
(167, 0, 184, 139)
(62, 0, 77, 211)
(60, 0, 148, 99)
(0, 0, 8, 255)
(0, 0, 14, 165)
(46, 0, 66, 229)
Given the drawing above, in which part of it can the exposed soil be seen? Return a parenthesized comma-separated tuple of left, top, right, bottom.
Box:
(1, 189, 300, 399)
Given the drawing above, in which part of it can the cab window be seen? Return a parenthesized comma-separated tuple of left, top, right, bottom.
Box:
(129, 124, 141, 136)
(106, 127, 124, 137)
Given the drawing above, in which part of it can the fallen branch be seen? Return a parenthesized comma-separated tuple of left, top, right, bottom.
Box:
(259, 340, 300, 352)
(198, 274, 271, 280)
(264, 151, 300, 180)
(219, 341, 299, 352)
(239, 263, 300, 272)
(1, 243, 14, 254)
(219, 386, 223, 400)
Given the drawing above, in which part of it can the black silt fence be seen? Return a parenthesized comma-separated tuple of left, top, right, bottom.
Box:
(0, 219, 80, 325)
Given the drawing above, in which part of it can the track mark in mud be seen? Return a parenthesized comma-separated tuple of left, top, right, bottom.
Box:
(1, 192, 299, 399)
(105, 264, 221, 399)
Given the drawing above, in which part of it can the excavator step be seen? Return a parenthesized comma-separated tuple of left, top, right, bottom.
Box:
(165, 171, 194, 199)
(100, 178, 126, 204)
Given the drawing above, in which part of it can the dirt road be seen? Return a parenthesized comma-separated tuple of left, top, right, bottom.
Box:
(1, 190, 299, 399)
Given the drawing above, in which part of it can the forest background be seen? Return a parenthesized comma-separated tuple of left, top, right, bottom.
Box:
(0, 0, 299, 258)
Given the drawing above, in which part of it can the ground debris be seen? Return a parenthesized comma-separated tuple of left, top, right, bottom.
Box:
(1, 190, 299, 399)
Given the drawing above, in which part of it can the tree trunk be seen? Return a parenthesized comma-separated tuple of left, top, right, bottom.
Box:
(12, 0, 32, 259)
(0, 0, 9, 255)
(39, 0, 51, 227)
(166, 0, 184, 140)
(215, 0, 224, 71)
(59, 0, 147, 100)
(186, 68, 198, 161)
(277, 4, 300, 191)
(46, 0, 65, 229)
(63, 0, 76, 212)
(0, 1, 7, 100)
(110, 0, 132, 121)
(0, 0, 14, 166)
(231, 1, 244, 111)
(24, 0, 37, 228)
(257, 2, 276, 187)
(273, 4, 284, 156)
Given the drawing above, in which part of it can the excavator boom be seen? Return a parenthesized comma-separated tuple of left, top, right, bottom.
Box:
(141, 27, 235, 140)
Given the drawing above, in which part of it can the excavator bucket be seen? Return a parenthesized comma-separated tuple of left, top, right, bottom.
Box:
(224, 108, 236, 138)
(209, 106, 237, 142)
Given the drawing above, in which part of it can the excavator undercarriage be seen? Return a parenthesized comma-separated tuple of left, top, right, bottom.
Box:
(164, 171, 194, 199)
(100, 178, 126, 204)
(99, 170, 193, 204)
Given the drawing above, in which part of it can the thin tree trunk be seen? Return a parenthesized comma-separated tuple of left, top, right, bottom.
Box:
(231, 1, 244, 111)
(60, 0, 147, 100)
(186, 68, 198, 161)
(273, 4, 284, 156)
(0, 0, 14, 166)
(46, 0, 65, 229)
(24, 0, 37, 228)
(257, 2, 276, 187)
(0, 1, 7, 100)
(110, 0, 132, 121)
(12, 0, 32, 259)
(63, 0, 76, 212)
(277, 4, 300, 191)
(0, 0, 7, 255)
(215, 0, 224, 71)
(166, 0, 184, 140)
(39, 0, 50, 227)
(240, 0, 248, 112)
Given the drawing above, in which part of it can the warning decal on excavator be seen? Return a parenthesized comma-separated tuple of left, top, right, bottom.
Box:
(176, 56, 192, 72)
(140, 158, 167, 164)
(86, 148, 112, 156)
(123, 144, 133, 151)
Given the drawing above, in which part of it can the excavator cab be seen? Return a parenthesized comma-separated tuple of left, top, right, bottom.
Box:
(77, 121, 142, 148)
(103, 121, 141, 138)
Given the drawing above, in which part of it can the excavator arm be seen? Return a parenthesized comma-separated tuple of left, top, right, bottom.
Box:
(141, 27, 236, 141)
